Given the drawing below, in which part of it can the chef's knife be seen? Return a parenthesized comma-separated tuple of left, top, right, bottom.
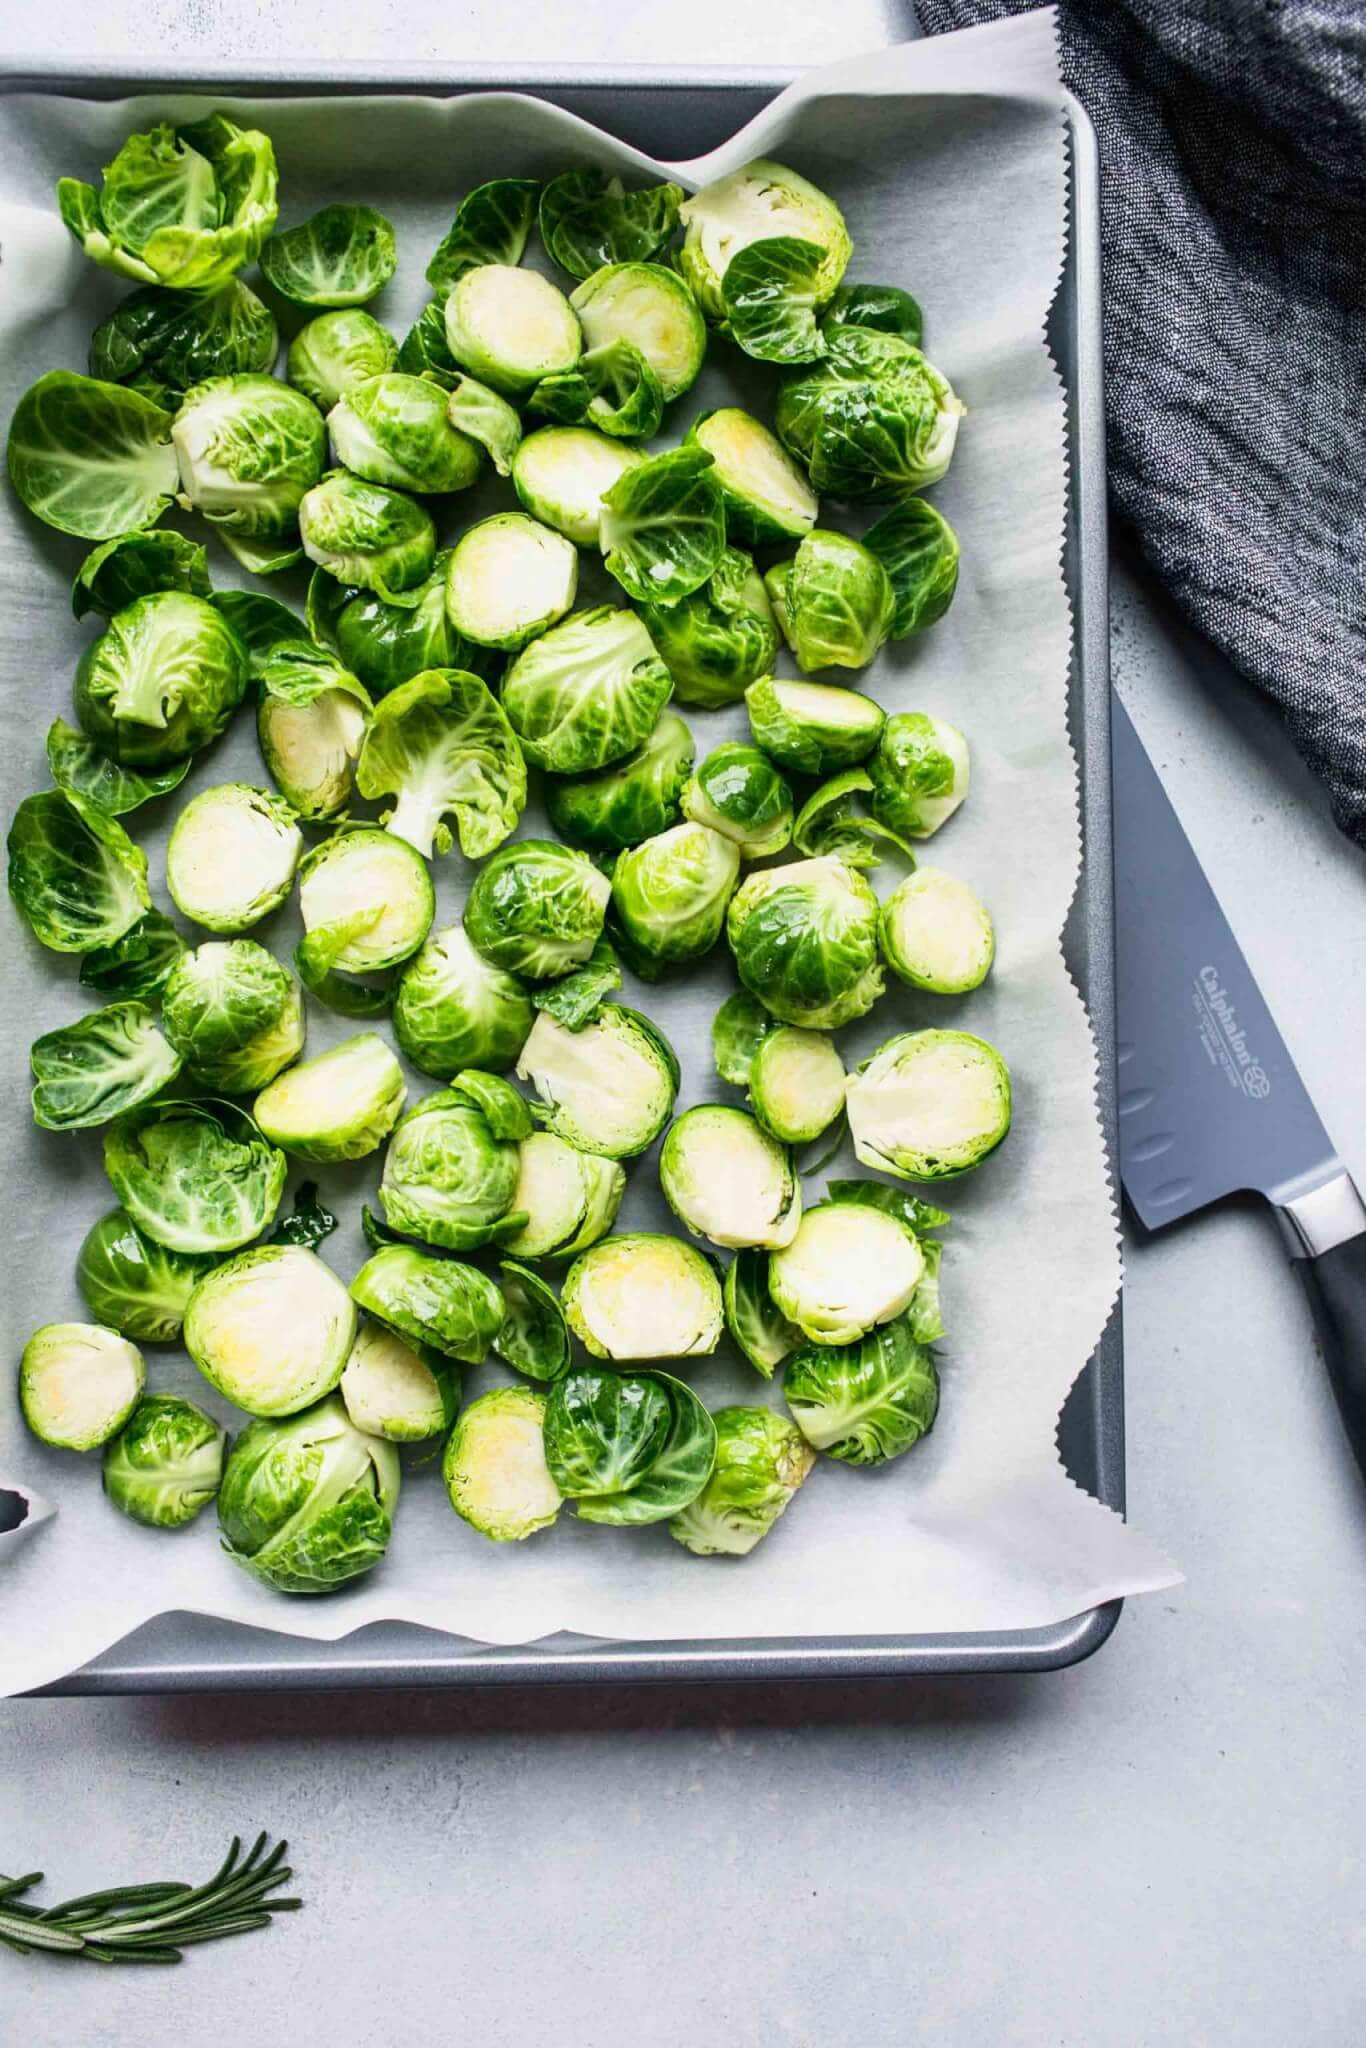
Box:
(1113, 693, 1366, 1478)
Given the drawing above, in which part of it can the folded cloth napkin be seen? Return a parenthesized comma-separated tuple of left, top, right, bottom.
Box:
(917, 1, 1366, 845)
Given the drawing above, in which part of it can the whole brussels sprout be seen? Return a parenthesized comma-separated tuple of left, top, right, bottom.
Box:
(639, 548, 777, 711)
(784, 1313, 939, 1467)
(464, 838, 611, 980)
(726, 854, 883, 1028)
(350, 1243, 505, 1363)
(19, 1321, 145, 1451)
(103, 1392, 226, 1528)
(217, 1394, 400, 1594)
(328, 372, 483, 495)
(681, 740, 793, 857)
(611, 821, 739, 979)
(868, 712, 970, 840)
(878, 867, 995, 994)
(162, 940, 304, 1092)
(185, 1244, 357, 1416)
(377, 1082, 528, 1252)
(543, 1365, 715, 1524)
(288, 308, 399, 410)
(393, 924, 534, 1078)
(775, 327, 964, 500)
(501, 606, 673, 775)
(545, 708, 694, 853)
(74, 591, 250, 769)
(77, 1208, 221, 1343)
(443, 1385, 562, 1542)
(515, 1005, 677, 1160)
(670, 1405, 814, 1556)
(678, 160, 850, 322)
(173, 373, 325, 538)
(660, 1105, 800, 1251)
(744, 675, 884, 778)
(846, 1029, 1012, 1181)
(765, 529, 895, 674)
(298, 471, 436, 603)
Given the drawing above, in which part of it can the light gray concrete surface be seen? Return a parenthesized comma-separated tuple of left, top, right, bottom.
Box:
(3, 8, 1364, 2046)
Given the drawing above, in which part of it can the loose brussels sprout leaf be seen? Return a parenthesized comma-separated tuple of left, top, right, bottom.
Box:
(570, 263, 706, 403)
(8, 788, 150, 954)
(679, 159, 850, 322)
(77, 1207, 220, 1341)
(687, 408, 817, 546)
(260, 205, 397, 308)
(767, 529, 895, 674)
(793, 768, 915, 869)
(426, 179, 540, 297)
(74, 590, 249, 771)
(350, 1243, 506, 1364)
(185, 1243, 355, 1415)
(531, 936, 621, 1031)
(500, 1130, 589, 1258)
(396, 299, 461, 385)
(355, 668, 526, 860)
(770, 1199, 924, 1347)
(863, 497, 961, 637)
(298, 470, 436, 604)
(166, 784, 302, 934)
(446, 374, 522, 476)
(745, 675, 884, 777)
(80, 907, 187, 1001)
(288, 308, 399, 410)
(749, 1026, 845, 1146)
(512, 426, 644, 545)
(378, 1086, 522, 1250)
(297, 828, 433, 1013)
(775, 328, 965, 500)
(531, 338, 664, 443)
(822, 282, 924, 345)
(670, 1404, 814, 1555)
(309, 550, 494, 698)
(72, 528, 211, 620)
(727, 854, 882, 1029)
(341, 1320, 457, 1442)
(502, 605, 672, 776)
(173, 374, 326, 538)
(91, 279, 278, 401)
(784, 1314, 939, 1465)
(218, 527, 304, 575)
(638, 546, 777, 711)
(57, 114, 278, 289)
(543, 1363, 669, 1494)
(224, 588, 342, 670)
(328, 372, 482, 495)
(47, 716, 190, 816)
(161, 942, 303, 1097)
(104, 1100, 287, 1253)
(847, 1029, 1012, 1181)
(493, 1260, 571, 1381)
(577, 1372, 717, 1526)
(269, 1180, 340, 1252)
(516, 1004, 677, 1159)
(682, 739, 793, 857)
(30, 1000, 180, 1131)
(906, 1236, 946, 1345)
(254, 1032, 406, 1163)
(540, 170, 684, 280)
(445, 514, 578, 653)
(722, 235, 828, 363)
(712, 989, 772, 1088)
(257, 646, 372, 820)
(661, 1105, 801, 1251)
(879, 866, 994, 994)
(445, 264, 581, 397)
(465, 838, 610, 980)
(722, 1247, 802, 1379)
(600, 446, 726, 606)
(218, 1394, 400, 1593)
(545, 708, 693, 853)
(7, 372, 177, 539)
(394, 924, 533, 1079)
(444, 1385, 561, 1541)
(19, 1322, 146, 1452)
(611, 820, 740, 980)
(825, 1177, 951, 1255)
(869, 711, 970, 841)
(562, 1233, 722, 1360)
(555, 1151, 627, 1261)
(103, 1392, 226, 1527)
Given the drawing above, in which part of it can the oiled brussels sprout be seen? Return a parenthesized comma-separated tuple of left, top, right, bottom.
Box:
(218, 1395, 400, 1594)
(681, 741, 792, 858)
(775, 327, 964, 500)
(464, 838, 610, 980)
(444, 263, 581, 395)
(784, 1314, 939, 1467)
(443, 1385, 562, 1542)
(611, 821, 739, 980)
(288, 308, 398, 410)
(103, 1393, 226, 1528)
(638, 547, 777, 711)
(502, 606, 672, 775)
(660, 1106, 801, 1251)
(678, 159, 851, 322)
(393, 924, 533, 1078)
(570, 262, 706, 402)
(77, 1208, 221, 1343)
(726, 855, 883, 1029)
(687, 408, 817, 545)
(769, 1199, 924, 1348)
(377, 1079, 529, 1252)
(765, 529, 895, 674)
(162, 940, 304, 1093)
(349, 1243, 505, 1364)
(744, 676, 884, 777)
(868, 712, 970, 840)
(298, 471, 436, 603)
(545, 708, 694, 853)
(173, 374, 325, 539)
(511, 426, 644, 545)
(543, 1366, 715, 1524)
(74, 591, 249, 770)
(253, 1033, 407, 1163)
(327, 372, 482, 495)
(669, 1405, 814, 1555)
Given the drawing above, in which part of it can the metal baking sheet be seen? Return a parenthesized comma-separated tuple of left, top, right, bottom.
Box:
(7, 67, 1120, 1691)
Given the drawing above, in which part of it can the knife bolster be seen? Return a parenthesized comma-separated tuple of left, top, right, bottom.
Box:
(1273, 1171, 1366, 1259)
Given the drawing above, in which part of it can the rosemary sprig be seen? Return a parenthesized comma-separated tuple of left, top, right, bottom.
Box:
(0, 1833, 300, 1965)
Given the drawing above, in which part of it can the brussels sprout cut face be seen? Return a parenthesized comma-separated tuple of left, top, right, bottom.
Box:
(185, 1244, 356, 1416)
(464, 839, 610, 980)
(444, 1386, 562, 1542)
(769, 1202, 925, 1347)
(19, 1322, 146, 1452)
(77, 1208, 220, 1343)
(688, 408, 818, 545)
(722, 1248, 802, 1378)
(29, 1001, 180, 1132)
(341, 1321, 457, 1442)
(74, 590, 250, 769)
(7, 372, 179, 541)
(166, 785, 303, 935)
(254, 1032, 406, 1163)
(879, 868, 995, 994)
(681, 741, 793, 857)
(726, 854, 883, 1029)
(516, 1006, 677, 1158)
(173, 375, 326, 538)
(678, 159, 851, 321)
(670, 1405, 814, 1556)
(500, 1132, 590, 1258)
(394, 924, 533, 1078)
(350, 1244, 506, 1363)
(570, 263, 706, 402)
(162, 940, 303, 1092)
(104, 1102, 287, 1253)
(328, 373, 482, 495)
(512, 427, 644, 546)
(298, 828, 435, 974)
(260, 204, 397, 307)
(749, 1027, 845, 1146)
(563, 1233, 722, 1359)
(784, 1315, 939, 1467)
(660, 1106, 801, 1251)
(288, 309, 399, 411)
(218, 1395, 400, 1595)
(502, 606, 673, 776)
(445, 513, 578, 653)
(847, 1029, 1012, 1181)
(257, 650, 371, 821)
(103, 1393, 226, 1527)
(869, 712, 970, 840)
(354, 669, 526, 861)
(639, 549, 777, 711)
(611, 821, 740, 980)
(298, 472, 436, 603)
(744, 676, 884, 778)
(444, 264, 582, 396)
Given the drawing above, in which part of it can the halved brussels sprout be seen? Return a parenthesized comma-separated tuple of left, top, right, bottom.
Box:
(727, 854, 883, 1029)
(394, 924, 533, 1078)
(162, 940, 303, 1093)
(185, 1243, 356, 1416)
(378, 1083, 525, 1250)
(512, 426, 644, 545)
(546, 708, 693, 854)
(298, 826, 434, 975)
(540, 171, 683, 280)
(723, 1247, 802, 1379)
(687, 407, 818, 545)
(721, 236, 831, 364)
(784, 1314, 939, 1466)
(260, 204, 397, 308)
(444, 264, 581, 395)
(822, 282, 923, 344)
(570, 262, 706, 402)
(77, 1208, 220, 1344)
(91, 276, 277, 403)
(868, 712, 970, 840)
(791, 768, 914, 870)
(661, 1106, 801, 1251)
(863, 497, 961, 636)
(444, 513, 578, 652)
(252, 1031, 406, 1162)
(769, 1200, 924, 1347)
(166, 784, 303, 934)
(712, 990, 772, 1088)
(530, 338, 663, 442)
(846, 1029, 1012, 1181)
(7, 788, 149, 955)
(563, 1233, 722, 1360)
(749, 1026, 845, 1146)
(638, 547, 776, 711)
(218, 1395, 400, 1594)
(299, 471, 436, 603)
(744, 675, 884, 777)
(173, 374, 325, 540)
(104, 1101, 286, 1253)
(775, 328, 964, 499)
(544, 1365, 715, 1524)
(19, 1322, 145, 1451)
(464, 838, 610, 980)
(309, 551, 496, 698)
(74, 590, 250, 769)
(879, 867, 994, 994)
(679, 160, 850, 322)
(328, 372, 482, 495)
(501, 605, 673, 776)
(681, 740, 792, 857)
(288, 308, 398, 410)
(350, 1243, 505, 1363)
(556, 1152, 628, 1261)
(29, 1000, 180, 1132)
(669, 1405, 814, 1555)
(493, 1260, 571, 1381)
(7, 372, 178, 540)
(340, 1320, 457, 1442)
(500, 1132, 589, 1258)
(72, 528, 211, 621)
(516, 1005, 677, 1159)
(257, 646, 372, 821)
(426, 179, 540, 297)
(103, 1392, 227, 1528)
(355, 668, 526, 861)
(611, 820, 740, 979)
(766, 529, 895, 674)
(600, 446, 726, 606)
(444, 1385, 562, 1541)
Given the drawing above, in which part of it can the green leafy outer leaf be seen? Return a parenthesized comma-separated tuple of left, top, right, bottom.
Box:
(350, 1243, 506, 1364)
(907, 1237, 946, 1345)
(775, 327, 964, 501)
(30, 1000, 181, 1130)
(722, 236, 828, 364)
(103, 1392, 226, 1529)
(573, 1371, 718, 1526)
(294, 909, 396, 1019)
(862, 497, 962, 637)
(600, 446, 727, 606)
(493, 1259, 571, 1381)
(80, 907, 187, 1001)
(783, 1313, 940, 1466)
(425, 179, 540, 296)
(218, 528, 304, 575)
(76, 1207, 220, 1342)
(540, 170, 684, 280)
(89, 279, 278, 397)
(355, 668, 526, 860)
(7, 372, 177, 539)
(396, 300, 461, 386)
(72, 529, 211, 620)
(269, 1181, 339, 1251)
(501, 605, 673, 775)
(669, 1404, 814, 1555)
(531, 936, 621, 1031)
(307, 552, 498, 698)
(722, 1247, 802, 1378)
(260, 204, 398, 308)
(638, 547, 777, 710)
(8, 788, 150, 953)
(103, 1100, 287, 1253)
(218, 1396, 398, 1594)
(392, 924, 533, 1080)
(712, 990, 773, 1088)
(298, 471, 436, 606)
(446, 375, 523, 476)
(545, 708, 694, 854)
(825, 1177, 951, 1238)
(768, 528, 895, 674)
(610, 820, 740, 981)
(444, 1068, 534, 1141)
(73, 590, 250, 771)
(46, 717, 190, 817)
(530, 339, 663, 442)
(213, 590, 313, 670)
(543, 1364, 672, 1497)
(792, 768, 917, 869)
(288, 308, 399, 411)
(822, 282, 924, 346)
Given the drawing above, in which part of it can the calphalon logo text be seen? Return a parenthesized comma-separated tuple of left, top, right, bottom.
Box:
(1195, 966, 1271, 1099)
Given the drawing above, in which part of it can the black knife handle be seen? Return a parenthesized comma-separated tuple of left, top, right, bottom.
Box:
(1295, 1234, 1366, 1483)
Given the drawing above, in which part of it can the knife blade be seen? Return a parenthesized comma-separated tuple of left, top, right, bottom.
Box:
(1112, 693, 1366, 1477)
